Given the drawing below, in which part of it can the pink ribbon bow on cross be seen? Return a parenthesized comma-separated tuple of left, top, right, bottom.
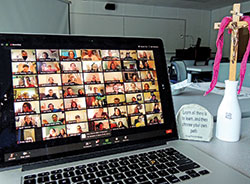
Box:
(204, 16, 250, 96)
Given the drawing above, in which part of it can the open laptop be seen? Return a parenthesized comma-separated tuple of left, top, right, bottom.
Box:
(0, 34, 249, 184)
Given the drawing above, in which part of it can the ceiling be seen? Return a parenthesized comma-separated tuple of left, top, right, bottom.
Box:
(90, 0, 250, 10)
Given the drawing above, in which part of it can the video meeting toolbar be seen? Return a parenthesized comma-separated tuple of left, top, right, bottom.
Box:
(12, 49, 164, 144)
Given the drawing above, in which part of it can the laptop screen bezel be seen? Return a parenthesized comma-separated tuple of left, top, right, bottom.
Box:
(0, 33, 178, 168)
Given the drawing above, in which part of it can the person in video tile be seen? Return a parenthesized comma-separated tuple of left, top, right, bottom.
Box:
(21, 50, 28, 61)
(114, 98, 120, 105)
(45, 89, 58, 99)
(62, 74, 83, 85)
(58, 128, 67, 138)
(12, 62, 36, 74)
(64, 87, 75, 97)
(23, 76, 34, 87)
(150, 94, 159, 103)
(22, 102, 35, 113)
(39, 62, 60, 73)
(50, 114, 63, 124)
(144, 83, 150, 91)
(113, 107, 122, 117)
(78, 89, 85, 97)
(84, 73, 103, 84)
(105, 83, 124, 95)
(90, 62, 100, 72)
(132, 115, 145, 127)
(125, 82, 142, 92)
(76, 125, 83, 133)
(21, 115, 36, 127)
(102, 50, 119, 61)
(48, 128, 57, 138)
(82, 50, 100, 61)
(153, 103, 161, 113)
(118, 121, 127, 128)
(47, 103, 63, 112)
(93, 108, 109, 119)
(36, 49, 59, 61)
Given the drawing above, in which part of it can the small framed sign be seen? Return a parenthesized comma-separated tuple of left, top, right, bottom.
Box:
(176, 104, 214, 142)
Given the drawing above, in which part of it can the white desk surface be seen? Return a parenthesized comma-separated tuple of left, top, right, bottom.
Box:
(173, 87, 250, 120)
(183, 117, 250, 178)
(186, 65, 213, 72)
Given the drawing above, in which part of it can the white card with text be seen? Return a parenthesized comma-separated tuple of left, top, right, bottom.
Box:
(176, 104, 213, 142)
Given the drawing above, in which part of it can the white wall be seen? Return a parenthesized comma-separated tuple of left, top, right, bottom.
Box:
(210, 1, 250, 57)
(0, 0, 68, 34)
(70, 0, 211, 61)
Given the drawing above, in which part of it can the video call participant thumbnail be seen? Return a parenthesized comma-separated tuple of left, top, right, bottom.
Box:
(15, 114, 41, 129)
(89, 120, 110, 131)
(120, 50, 138, 61)
(39, 87, 62, 100)
(62, 73, 83, 86)
(101, 50, 120, 61)
(108, 106, 127, 119)
(146, 113, 163, 125)
(145, 103, 161, 114)
(82, 61, 102, 72)
(66, 122, 89, 136)
(36, 49, 59, 61)
(63, 86, 85, 98)
(41, 112, 65, 126)
(139, 60, 156, 70)
(137, 50, 154, 61)
(40, 99, 64, 113)
(59, 49, 81, 61)
(11, 49, 36, 62)
(104, 72, 123, 83)
(122, 60, 138, 71)
(142, 81, 159, 92)
(14, 101, 40, 116)
(16, 128, 36, 144)
(38, 74, 62, 87)
(107, 95, 126, 107)
(64, 97, 86, 111)
(42, 125, 67, 140)
(144, 92, 160, 103)
(65, 110, 87, 123)
(130, 115, 146, 128)
(102, 60, 121, 72)
(87, 108, 109, 121)
(81, 49, 101, 61)
(105, 83, 124, 95)
(84, 73, 103, 84)
(86, 95, 107, 108)
(13, 75, 38, 88)
(37, 62, 60, 74)
(109, 118, 128, 129)
(126, 93, 144, 105)
(12, 62, 37, 75)
(127, 104, 145, 116)
(123, 71, 140, 82)
(14, 88, 39, 102)
(140, 71, 157, 81)
(124, 82, 142, 93)
(61, 62, 82, 73)
(85, 84, 105, 97)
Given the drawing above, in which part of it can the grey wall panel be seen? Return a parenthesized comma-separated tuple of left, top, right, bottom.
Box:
(71, 13, 124, 36)
(124, 17, 185, 53)
(0, 0, 68, 34)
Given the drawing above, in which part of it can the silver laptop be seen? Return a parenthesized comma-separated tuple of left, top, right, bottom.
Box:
(0, 34, 249, 184)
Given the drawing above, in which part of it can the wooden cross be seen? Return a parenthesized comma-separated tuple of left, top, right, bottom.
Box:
(214, 3, 248, 81)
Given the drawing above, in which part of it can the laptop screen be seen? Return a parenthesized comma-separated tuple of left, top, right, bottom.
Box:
(0, 34, 177, 168)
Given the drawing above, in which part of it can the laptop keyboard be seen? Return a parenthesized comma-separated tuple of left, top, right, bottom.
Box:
(23, 148, 210, 184)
